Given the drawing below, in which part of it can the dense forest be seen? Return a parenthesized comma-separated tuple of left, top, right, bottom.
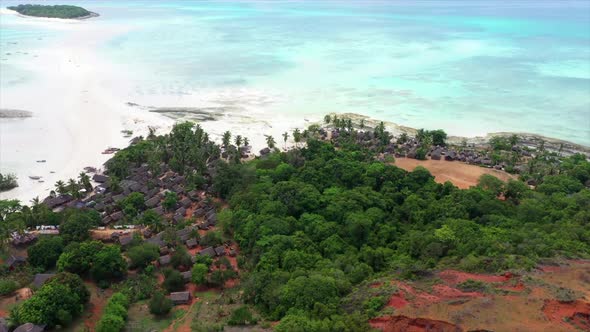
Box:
(0, 120, 588, 330)
(7, 4, 92, 19)
(213, 137, 590, 329)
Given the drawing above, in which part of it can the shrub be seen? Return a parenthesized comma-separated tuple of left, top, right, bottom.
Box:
(554, 287, 579, 303)
(117, 274, 157, 303)
(149, 291, 172, 316)
(362, 296, 387, 318)
(0, 279, 18, 296)
(163, 269, 185, 292)
(95, 314, 125, 332)
(228, 306, 257, 326)
(95, 292, 129, 332)
(28, 236, 64, 270)
(200, 231, 223, 247)
(105, 303, 127, 320)
(127, 243, 159, 269)
(191, 263, 208, 285)
(457, 279, 489, 293)
(10, 272, 88, 328)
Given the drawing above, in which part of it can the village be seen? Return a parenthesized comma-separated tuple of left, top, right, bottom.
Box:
(1, 117, 589, 331)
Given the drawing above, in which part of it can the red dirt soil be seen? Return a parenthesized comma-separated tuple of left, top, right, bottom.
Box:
(387, 292, 409, 309)
(370, 315, 462, 332)
(438, 270, 510, 284)
(538, 265, 562, 272)
(543, 300, 590, 331)
(431, 284, 483, 299)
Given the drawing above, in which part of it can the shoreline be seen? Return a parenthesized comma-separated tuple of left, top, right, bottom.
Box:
(0, 8, 588, 203)
(329, 112, 590, 155)
(0, 14, 173, 203)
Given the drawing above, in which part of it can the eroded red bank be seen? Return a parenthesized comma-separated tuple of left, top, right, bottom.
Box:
(371, 264, 590, 332)
(370, 315, 463, 332)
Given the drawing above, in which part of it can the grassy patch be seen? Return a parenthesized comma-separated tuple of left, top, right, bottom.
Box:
(190, 289, 266, 331)
(342, 278, 398, 316)
(457, 279, 491, 293)
(125, 300, 184, 332)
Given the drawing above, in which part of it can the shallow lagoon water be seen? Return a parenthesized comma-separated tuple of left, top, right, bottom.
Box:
(1, 0, 590, 145)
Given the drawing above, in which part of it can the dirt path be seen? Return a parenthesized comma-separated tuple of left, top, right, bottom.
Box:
(83, 282, 112, 331)
(393, 158, 515, 189)
(163, 296, 198, 332)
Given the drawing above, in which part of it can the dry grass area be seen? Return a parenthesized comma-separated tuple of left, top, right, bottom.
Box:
(371, 260, 590, 332)
(393, 158, 515, 189)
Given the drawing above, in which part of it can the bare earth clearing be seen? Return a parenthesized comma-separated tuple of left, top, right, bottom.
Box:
(370, 260, 590, 332)
(393, 158, 516, 189)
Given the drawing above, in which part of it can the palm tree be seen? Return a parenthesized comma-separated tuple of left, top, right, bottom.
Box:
(79, 172, 92, 192)
(222, 131, 232, 149)
(324, 114, 331, 125)
(147, 126, 157, 140)
(235, 135, 242, 149)
(346, 119, 353, 132)
(360, 119, 365, 130)
(282, 132, 289, 150)
(55, 180, 67, 195)
(30, 196, 40, 206)
(67, 178, 81, 198)
(243, 137, 250, 147)
(265, 135, 276, 150)
(293, 128, 302, 148)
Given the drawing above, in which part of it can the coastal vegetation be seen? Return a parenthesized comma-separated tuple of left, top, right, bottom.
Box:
(0, 173, 18, 192)
(7, 4, 93, 19)
(0, 118, 588, 330)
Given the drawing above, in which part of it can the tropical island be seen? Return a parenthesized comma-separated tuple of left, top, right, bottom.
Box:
(7, 4, 97, 19)
(0, 117, 588, 331)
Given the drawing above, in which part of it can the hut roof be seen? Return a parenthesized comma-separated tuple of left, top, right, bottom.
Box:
(119, 236, 133, 246)
(32, 273, 55, 288)
(145, 196, 160, 208)
(186, 238, 198, 248)
(175, 207, 187, 216)
(0, 318, 8, 332)
(14, 323, 45, 332)
(159, 255, 171, 265)
(181, 271, 192, 282)
(146, 236, 164, 247)
(169, 291, 190, 304)
(180, 197, 192, 208)
(193, 208, 205, 217)
(5, 255, 26, 267)
(152, 206, 165, 216)
(110, 211, 124, 221)
(214, 246, 226, 256)
(199, 247, 216, 257)
(43, 195, 73, 209)
(92, 174, 109, 183)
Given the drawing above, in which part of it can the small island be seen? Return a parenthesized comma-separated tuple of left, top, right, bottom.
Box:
(7, 4, 98, 19)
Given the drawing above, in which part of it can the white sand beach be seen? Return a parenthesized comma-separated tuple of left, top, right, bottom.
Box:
(0, 11, 315, 203)
(0, 14, 173, 202)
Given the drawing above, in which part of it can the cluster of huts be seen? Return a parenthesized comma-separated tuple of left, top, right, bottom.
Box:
(322, 128, 522, 171)
(40, 161, 219, 230)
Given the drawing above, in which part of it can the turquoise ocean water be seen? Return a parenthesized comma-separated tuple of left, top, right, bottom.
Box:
(1, 0, 589, 145)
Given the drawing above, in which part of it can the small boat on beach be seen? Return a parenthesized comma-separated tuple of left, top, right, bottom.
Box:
(36, 160, 46, 163)
(29, 176, 42, 180)
(102, 147, 120, 154)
